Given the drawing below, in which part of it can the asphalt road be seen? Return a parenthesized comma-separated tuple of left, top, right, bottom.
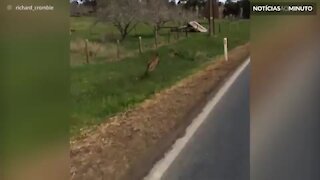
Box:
(161, 63, 250, 180)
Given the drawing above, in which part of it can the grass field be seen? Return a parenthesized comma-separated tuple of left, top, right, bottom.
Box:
(71, 17, 249, 134)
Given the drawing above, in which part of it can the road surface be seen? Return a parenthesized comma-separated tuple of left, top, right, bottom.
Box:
(146, 60, 250, 180)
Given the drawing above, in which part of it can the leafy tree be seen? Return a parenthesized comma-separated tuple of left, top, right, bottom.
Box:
(223, 0, 241, 18)
(240, 0, 250, 19)
(184, 0, 206, 9)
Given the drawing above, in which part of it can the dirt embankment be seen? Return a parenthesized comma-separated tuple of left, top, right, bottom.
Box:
(70, 43, 250, 180)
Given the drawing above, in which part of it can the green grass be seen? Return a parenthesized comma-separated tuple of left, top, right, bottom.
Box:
(70, 17, 249, 135)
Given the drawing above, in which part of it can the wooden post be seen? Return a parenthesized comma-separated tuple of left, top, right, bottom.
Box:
(185, 29, 188, 38)
(218, 23, 221, 33)
(209, 0, 213, 37)
(116, 40, 120, 60)
(85, 39, 89, 64)
(139, 36, 142, 54)
(154, 28, 158, 48)
(212, 0, 216, 35)
(196, 5, 199, 17)
(111, 30, 114, 39)
(168, 31, 171, 43)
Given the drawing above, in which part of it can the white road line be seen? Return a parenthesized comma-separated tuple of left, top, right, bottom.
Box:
(144, 58, 250, 180)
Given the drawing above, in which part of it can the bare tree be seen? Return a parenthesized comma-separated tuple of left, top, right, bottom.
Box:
(97, 0, 143, 41)
(143, 0, 175, 34)
(172, 6, 197, 26)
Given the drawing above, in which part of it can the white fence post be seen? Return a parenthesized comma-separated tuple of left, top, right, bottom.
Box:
(224, 37, 228, 61)
(139, 36, 142, 54)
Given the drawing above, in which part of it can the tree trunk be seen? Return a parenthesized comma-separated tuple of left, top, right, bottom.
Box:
(121, 31, 128, 41)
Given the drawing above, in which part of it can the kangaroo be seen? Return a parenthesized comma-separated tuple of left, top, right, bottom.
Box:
(140, 52, 160, 79)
